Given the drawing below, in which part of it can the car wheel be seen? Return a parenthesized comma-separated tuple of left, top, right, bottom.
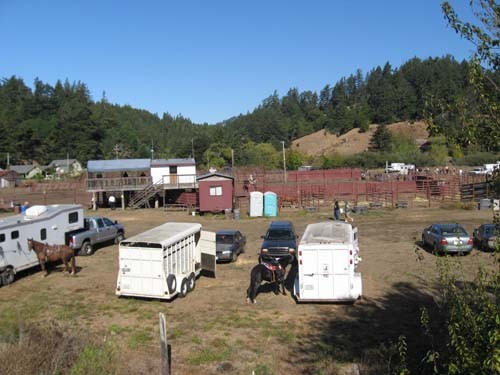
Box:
(231, 251, 238, 262)
(79, 241, 94, 256)
(115, 232, 125, 244)
(421, 235, 426, 248)
(187, 273, 196, 292)
(179, 278, 188, 298)
(167, 274, 176, 294)
(2, 268, 14, 286)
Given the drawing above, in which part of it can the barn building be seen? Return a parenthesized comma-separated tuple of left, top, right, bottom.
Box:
(196, 172, 234, 213)
(86, 158, 197, 209)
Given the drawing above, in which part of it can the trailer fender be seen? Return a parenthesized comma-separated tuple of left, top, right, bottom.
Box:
(166, 274, 176, 294)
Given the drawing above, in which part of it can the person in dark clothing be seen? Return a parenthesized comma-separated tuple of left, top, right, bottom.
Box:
(333, 201, 340, 220)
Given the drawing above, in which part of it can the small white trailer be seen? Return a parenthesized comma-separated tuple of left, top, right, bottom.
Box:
(0, 204, 84, 285)
(294, 221, 362, 302)
(116, 222, 216, 300)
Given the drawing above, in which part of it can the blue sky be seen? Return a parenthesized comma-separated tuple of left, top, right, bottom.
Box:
(0, 1, 474, 124)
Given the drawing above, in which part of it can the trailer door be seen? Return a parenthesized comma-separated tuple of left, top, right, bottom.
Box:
(118, 245, 164, 297)
(317, 249, 335, 299)
(200, 230, 216, 277)
(332, 249, 350, 299)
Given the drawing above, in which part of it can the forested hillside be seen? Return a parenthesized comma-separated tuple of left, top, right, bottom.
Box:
(0, 55, 498, 170)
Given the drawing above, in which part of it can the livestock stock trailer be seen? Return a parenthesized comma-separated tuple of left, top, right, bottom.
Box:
(116, 222, 216, 300)
(0, 204, 84, 285)
(294, 221, 362, 302)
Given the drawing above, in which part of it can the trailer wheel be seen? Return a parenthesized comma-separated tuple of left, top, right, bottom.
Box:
(115, 232, 125, 244)
(167, 275, 176, 294)
(79, 241, 94, 256)
(2, 268, 14, 286)
(179, 278, 188, 298)
(187, 273, 196, 292)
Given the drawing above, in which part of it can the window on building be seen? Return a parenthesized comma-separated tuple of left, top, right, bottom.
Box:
(0, 233, 5, 242)
(209, 186, 222, 196)
(69, 212, 79, 224)
(40, 228, 47, 241)
(11, 231, 19, 240)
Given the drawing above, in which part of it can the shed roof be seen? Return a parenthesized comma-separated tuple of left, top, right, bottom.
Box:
(0, 170, 16, 179)
(87, 159, 151, 173)
(48, 159, 79, 167)
(9, 165, 38, 174)
(151, 158, 195, 167)
(197, 172, 233, 181)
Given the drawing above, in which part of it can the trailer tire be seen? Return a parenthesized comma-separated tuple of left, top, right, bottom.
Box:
(166, 275, 176, 294)
(187, 273, 196, 292)
(115, 232, 125, 244)
(2, 268, 14, 286)
(79, 241, 94, 256)
(179, 278, 188, 298)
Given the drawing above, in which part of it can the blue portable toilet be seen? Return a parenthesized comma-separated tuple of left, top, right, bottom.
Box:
(264, 191, 278, 217)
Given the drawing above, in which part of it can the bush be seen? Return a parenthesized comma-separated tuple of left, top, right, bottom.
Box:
(455, 152, 500, 166)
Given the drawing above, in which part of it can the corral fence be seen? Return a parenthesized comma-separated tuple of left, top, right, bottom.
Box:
(232, 168, 496, 212)
(0, 179, 91, 211)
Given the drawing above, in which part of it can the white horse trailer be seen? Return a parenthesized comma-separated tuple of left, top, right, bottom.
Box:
(294, 221, 362, 302)
(116, 222, 216, 300)
(0, 204, 84, 286)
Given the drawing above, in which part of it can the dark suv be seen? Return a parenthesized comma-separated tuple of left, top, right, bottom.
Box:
(259, 221, 298, 264)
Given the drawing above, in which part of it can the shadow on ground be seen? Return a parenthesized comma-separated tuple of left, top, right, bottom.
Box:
(291, 281, 444, 375)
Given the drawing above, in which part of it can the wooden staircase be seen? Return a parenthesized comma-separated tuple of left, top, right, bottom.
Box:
(128, 180, 162, 209)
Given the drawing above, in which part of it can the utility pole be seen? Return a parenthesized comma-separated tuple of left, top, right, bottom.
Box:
(191, 138, 195, 160)
(281, 141, 287, 184)
(151, 140, 154, 160)
(6, 152, 9, 168)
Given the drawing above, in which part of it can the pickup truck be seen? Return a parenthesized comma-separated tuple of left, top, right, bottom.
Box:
(66, 216, 125, 256)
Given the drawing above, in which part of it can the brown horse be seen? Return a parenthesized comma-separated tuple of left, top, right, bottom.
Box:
(27, 238, 76, 277)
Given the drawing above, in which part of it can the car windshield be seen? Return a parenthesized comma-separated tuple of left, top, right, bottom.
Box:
(441, 225, 467, 236)
(266, 229, 294, 240)
(216, 234, 234, 244)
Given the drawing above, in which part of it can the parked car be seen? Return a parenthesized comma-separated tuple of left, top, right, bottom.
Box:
(473, 224, 499, 251)
(259, 221, 298, 264)
(421, 223, 473, 254)
(67, 216, 125, 256)
(216, 230, 246, 262)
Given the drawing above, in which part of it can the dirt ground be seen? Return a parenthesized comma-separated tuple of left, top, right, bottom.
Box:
(0, 205, 496, 375)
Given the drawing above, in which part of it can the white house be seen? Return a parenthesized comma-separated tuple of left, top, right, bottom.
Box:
(9, 165, 43, 179)
(47, 159, 83, 176)
(151, 158, 197, 186)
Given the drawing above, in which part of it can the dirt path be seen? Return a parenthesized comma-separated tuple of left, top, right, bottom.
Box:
(0, 206, 495, 374)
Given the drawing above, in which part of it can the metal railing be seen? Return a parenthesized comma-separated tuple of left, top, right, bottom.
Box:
(86, 175, 199, 192)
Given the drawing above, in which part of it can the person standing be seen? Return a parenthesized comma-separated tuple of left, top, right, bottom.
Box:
(333, 201, 340, 220)
(108, 194, 116, 210)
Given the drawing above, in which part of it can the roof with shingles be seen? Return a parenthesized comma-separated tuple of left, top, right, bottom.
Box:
(196, 172, 233, 181)
(48, 159, 79, 167)
(9, 165, 38, 174)
(151, 158, 195, 167)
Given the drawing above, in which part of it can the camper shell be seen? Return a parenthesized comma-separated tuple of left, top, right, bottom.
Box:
(0, 204, 84, 285)
(294, 221, 362, 302)
(116, 222, 216, 300)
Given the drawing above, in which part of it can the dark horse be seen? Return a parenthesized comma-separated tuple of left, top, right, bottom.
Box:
(27, 238, 76, 277)
(246, 260, 286, 304)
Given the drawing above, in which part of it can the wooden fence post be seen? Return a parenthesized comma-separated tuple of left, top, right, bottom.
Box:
(159, 312, 170, 375)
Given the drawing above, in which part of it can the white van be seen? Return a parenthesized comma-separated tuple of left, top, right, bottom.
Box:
(294, 221, 362, 302)
(116, 222, 216, 300)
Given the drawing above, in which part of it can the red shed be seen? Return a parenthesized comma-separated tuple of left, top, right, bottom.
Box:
(197, 172, 234, 213)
